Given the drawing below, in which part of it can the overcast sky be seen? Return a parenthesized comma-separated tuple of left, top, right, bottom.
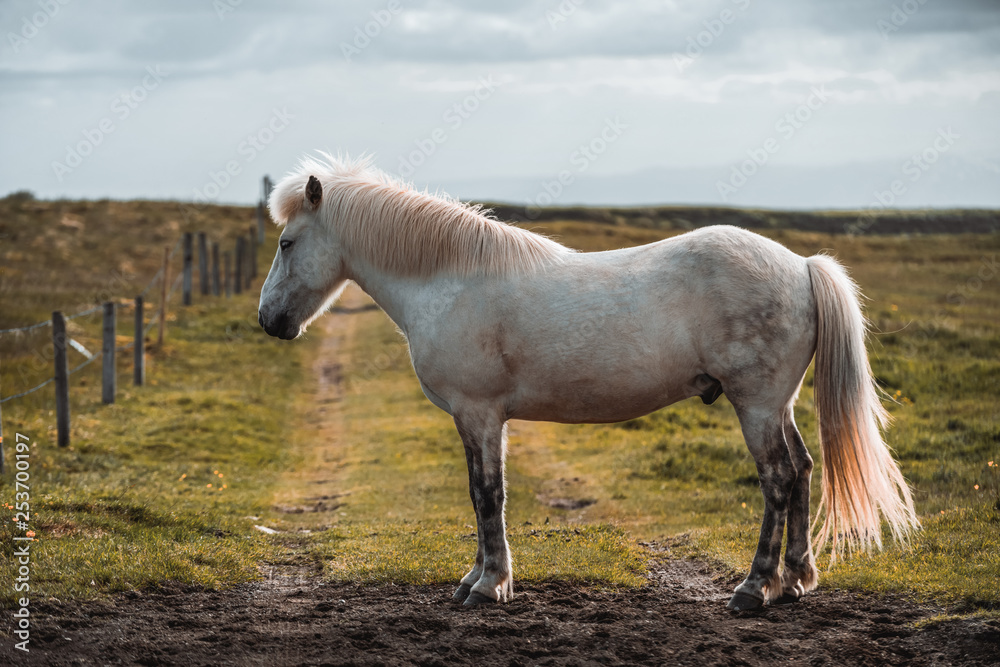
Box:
(2, 0, 998, 209)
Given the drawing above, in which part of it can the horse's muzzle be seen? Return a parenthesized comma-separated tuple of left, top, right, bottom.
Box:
(259, 311, 298, 340)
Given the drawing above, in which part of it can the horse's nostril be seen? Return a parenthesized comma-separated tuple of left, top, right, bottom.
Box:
(258, 311, 264, 328)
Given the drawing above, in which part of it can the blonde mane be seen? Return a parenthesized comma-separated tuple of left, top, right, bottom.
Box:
(268, 153, 572, 277)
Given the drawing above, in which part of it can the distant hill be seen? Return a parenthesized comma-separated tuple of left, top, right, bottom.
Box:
(482, 202, 1000, 235)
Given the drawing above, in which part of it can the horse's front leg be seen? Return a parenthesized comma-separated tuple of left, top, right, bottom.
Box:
(453, 413, 512, 605)
(452, 445, 485, 602)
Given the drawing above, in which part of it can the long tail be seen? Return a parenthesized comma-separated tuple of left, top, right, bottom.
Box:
(806, 255, 919, 562)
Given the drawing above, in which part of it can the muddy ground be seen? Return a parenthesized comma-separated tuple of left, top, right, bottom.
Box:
(4, 552, 998, 667)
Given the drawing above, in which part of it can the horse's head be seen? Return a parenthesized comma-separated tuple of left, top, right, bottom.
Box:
(258, 175, 346, 339)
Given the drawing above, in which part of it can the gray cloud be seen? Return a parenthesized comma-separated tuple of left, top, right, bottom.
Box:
(6, 0, 999, 72)
(1, 0, 997, 207)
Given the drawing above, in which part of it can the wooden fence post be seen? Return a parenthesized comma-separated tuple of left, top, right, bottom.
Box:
(158, 246, 169, 347)
(244, 234, 252, 289)
(224, 251, 232, 297)
(249, 225, 258, 280)
(211, 242, 221, 296)
(101, 302, 116, 404)
(182, 232, 193, 306)
(52, 311, 70, 448)
(134, 296, 145, 386)
(235, 238, 244, 295)
(198, 231, 209, 296)
(257, 201, 266, 244)
(0, 401, 4, 475)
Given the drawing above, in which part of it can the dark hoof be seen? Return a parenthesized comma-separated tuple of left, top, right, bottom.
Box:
(727, 592, 765, 611)
(463, 591, 497, 606)
(452, 583, 472, 601)
(773, 593, 801, 605)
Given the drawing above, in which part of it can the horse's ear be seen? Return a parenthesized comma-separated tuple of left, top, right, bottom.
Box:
(305, 175, 323, 208)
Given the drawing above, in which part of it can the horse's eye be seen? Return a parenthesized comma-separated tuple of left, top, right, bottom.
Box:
(280, 239, 293, 251)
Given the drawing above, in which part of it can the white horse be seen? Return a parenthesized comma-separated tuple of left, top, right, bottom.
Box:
(258, 154, 918, 610)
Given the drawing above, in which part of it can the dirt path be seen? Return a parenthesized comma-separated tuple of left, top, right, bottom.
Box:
(269, 286, 369, 518)
(5, 296, 998, 666)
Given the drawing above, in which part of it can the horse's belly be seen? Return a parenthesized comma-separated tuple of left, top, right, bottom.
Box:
(508, 372, 691, 424)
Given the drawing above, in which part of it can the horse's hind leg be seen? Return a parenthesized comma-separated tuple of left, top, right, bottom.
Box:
(728, 407, 796, 611)
(454, 412, 513, 605)
(778, 407, 818, 601)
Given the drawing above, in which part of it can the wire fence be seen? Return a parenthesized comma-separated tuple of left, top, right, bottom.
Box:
(0, 271, 185, 407)
(0, 192, 270, 472)
(0, 238, 182, 336)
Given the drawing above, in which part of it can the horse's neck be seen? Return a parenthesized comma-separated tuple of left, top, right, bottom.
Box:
(346, 259, 447, 336)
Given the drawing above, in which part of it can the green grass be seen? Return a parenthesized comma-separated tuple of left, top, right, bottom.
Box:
(291, 523, 645, 588)
(2, 193, 998, 612)
(678, 501, 1000, 610)
(0, 299, 304, 605)
(0, 196, 301, 606)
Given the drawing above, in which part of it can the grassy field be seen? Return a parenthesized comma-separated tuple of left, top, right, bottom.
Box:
(2, 195, 998, 612)
(0, 194, 298, 605)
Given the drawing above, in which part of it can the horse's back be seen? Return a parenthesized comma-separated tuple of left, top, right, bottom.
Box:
(563, 225, 817, 411)
(408, 225, 817, 423)
(509, 227, 813, 419)
(552, 225, 814, 341)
